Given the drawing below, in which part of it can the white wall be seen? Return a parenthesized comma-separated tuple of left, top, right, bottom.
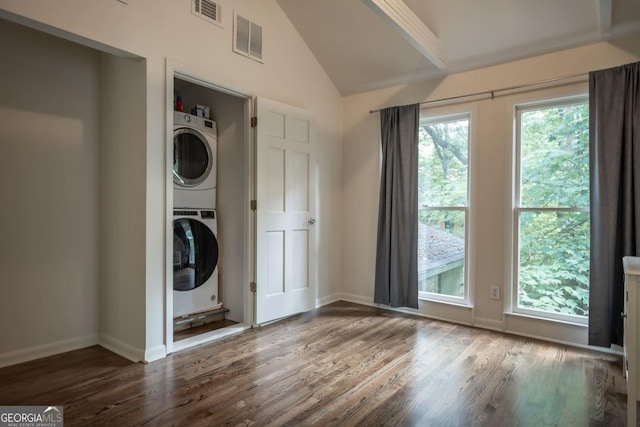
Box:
(0, 0, 343, 361)
(99, 53, 147, 361)
(342, 37, 640, 345)
(207, 91, 248, 323)
(0, 20, 100, 366)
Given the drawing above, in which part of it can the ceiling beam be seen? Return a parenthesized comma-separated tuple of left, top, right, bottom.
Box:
(363, 0, 447, 70)
(598, 0, 612, 35)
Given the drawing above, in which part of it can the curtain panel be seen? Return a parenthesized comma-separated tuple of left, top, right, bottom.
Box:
(589, 61, 640, 347)
(374, 104, 420, 308)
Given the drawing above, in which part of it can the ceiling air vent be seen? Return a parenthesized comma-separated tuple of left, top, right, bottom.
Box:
(233, 12, 263, 63)
(192, 0, 222, 28)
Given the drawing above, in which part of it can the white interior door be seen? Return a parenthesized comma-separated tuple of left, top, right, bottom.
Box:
(255, 97, 317, 324)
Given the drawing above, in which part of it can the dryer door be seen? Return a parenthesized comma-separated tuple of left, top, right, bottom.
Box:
(173, 127, 212, 187)
(173, 218, 218, 291)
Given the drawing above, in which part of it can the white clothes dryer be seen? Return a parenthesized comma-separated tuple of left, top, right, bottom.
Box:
(173, 112, 217, 209)
(173, 209, 222, 317)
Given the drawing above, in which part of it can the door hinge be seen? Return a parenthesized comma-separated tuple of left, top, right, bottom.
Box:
(251, 200, 257, 210)
(251, 117, 257, 127)
(250, 282, 256, 293)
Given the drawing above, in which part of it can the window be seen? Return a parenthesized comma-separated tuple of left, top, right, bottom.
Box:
(418, 113, 470, 303)
(514, 98, 589, 323)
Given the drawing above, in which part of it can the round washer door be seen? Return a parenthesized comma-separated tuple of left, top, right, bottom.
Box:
(173, 218, 218, 291)
(173, 127, 212, 187)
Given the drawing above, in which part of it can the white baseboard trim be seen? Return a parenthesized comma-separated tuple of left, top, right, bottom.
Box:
(472, 316, 504, 332)
(338, 293, 424, 316)
(172, 324, 250, 354)
(98, 334, 145, 363)
(335, 294, 621, 355)
(316, 293, 342, 307)
(375, 302, 474, 326)
(339, 293, 373, 306)
(144, 345, 167, 363)
(501, 328, 623, 355)
(0, 334, 98, 369)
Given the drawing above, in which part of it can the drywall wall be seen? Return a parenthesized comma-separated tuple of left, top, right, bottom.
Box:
(0, 20, 100, 366)
(98, 53, 147, 361)
(342, 36, 640, 345)
(0, 0, 343, 360)
(211, 91, 248, 323)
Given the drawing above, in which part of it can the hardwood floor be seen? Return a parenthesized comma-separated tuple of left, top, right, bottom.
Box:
(0, 301, 629, 426)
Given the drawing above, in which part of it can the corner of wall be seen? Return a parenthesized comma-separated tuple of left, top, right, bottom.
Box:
(98, 334, 146, 364)
(316, 294, 343, 308)
(144, 345, 167, 363)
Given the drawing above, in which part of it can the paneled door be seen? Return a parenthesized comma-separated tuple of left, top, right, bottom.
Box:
(254, 97, 317, 324)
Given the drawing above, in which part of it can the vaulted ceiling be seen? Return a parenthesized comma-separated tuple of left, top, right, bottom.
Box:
(277, 0, 640, 95)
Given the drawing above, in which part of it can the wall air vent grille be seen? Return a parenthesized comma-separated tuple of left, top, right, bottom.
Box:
(233, 12, 263, 63)
(192, 0, 222, 28)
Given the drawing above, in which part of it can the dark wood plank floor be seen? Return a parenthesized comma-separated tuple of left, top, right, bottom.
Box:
(0, 301, 629, 426)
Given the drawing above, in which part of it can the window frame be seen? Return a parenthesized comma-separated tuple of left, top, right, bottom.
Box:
(418, 110, 474, 306)
(511, 95, 590, 325)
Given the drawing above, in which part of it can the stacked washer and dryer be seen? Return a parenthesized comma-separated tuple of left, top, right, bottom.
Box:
(172, 111, 222, 318)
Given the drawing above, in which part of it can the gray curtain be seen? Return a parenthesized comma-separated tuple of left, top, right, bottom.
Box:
(374, 104, 419, 308)
(589, 62, 640, 347)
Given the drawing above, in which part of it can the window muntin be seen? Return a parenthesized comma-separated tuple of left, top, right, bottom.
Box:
(418, 114, 470, 302)
(514, 98, 589, 322)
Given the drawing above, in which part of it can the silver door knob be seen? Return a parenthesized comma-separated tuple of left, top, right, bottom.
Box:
(307, 218, 316, 225)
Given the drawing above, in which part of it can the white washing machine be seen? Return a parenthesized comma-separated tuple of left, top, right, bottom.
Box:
(173, 111, 217, 209)
(173, 209, 222, 317)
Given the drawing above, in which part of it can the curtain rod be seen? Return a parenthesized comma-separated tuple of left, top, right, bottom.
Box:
(368, 71, 589, 114)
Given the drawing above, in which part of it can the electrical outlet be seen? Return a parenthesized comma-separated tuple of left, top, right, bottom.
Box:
(490, 285, 501, 300)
